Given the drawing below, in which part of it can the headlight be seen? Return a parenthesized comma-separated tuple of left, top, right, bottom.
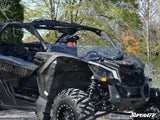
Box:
(90, 65, 120, 85)
(90, 65, 113, 79)
(88, 62, 120, 85)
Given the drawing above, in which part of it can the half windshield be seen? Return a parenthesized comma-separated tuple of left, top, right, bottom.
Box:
(77, 46, 122, 60)
(50, 30, 123, 60)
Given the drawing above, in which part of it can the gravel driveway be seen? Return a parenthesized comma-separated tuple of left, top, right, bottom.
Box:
(0, 110, 37, 120)
(0, 110, 132, 120)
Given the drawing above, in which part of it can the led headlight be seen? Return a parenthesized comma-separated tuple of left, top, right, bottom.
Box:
(89, 64, 120, 85)
(90, 65, 113, 79)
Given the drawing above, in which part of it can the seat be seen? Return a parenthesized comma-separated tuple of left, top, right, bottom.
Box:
(14, 42, 26, 58)
(0, 40, 8, 55)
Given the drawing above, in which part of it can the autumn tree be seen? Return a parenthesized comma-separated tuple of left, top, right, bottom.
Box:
(122, 32, 141, 56)
(83, 0, 142, 50)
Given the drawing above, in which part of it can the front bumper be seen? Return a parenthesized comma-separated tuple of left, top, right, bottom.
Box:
(108, 82, 150, 111)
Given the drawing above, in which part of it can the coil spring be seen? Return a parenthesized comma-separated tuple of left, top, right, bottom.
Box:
(88, 78, 97, 98)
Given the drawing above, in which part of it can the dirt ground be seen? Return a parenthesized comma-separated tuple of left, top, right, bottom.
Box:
(0, 110, 37, 120)
(0, 110, 132, 120)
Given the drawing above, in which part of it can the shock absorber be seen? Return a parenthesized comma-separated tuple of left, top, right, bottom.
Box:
(88, 76, 97, 98)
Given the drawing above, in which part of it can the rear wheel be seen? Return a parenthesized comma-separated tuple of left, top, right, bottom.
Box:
(50, 88, 95, 120)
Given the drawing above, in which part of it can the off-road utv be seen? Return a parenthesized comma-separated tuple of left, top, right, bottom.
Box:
(0, 19, 159, 120)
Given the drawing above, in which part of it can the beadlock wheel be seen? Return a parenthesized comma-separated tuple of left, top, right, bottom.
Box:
(50, 88, 95, 120)
(56, 103, 75, 120)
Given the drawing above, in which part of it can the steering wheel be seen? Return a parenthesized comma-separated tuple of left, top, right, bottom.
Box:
(83, 51, 103, 60)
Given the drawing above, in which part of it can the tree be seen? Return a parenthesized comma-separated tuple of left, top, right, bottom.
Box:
(0, 0, 24, 42)
(137, 0, 159, 62)
(22, 0, 142, 44)
(84, 0, 143, 56)
(23, 0, 85, 42)
(122, 32, 140, 55)
(0, 0, 10, 22)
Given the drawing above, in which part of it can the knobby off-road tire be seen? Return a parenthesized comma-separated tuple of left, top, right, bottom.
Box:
(50, 88, 95, 120)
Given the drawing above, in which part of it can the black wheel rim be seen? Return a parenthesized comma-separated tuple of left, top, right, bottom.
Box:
(56, 103, 75, 120)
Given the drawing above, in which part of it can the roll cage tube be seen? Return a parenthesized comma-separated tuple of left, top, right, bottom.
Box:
(30, 19, 103, 44)
(0, 22, 50, 52)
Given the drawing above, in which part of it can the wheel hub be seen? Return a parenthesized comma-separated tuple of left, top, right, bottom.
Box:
(56, 103, 75, 120)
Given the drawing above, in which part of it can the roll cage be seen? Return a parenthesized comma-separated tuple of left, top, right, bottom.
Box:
(0, 19, 118, 52)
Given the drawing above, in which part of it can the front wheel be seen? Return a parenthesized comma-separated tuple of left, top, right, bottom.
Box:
(50, 88, 95, 120)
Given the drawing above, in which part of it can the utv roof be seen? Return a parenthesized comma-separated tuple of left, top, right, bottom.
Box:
(0, 19, 102, 35)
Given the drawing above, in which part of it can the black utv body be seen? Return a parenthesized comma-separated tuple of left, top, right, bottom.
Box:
(0, 19, 160, 120)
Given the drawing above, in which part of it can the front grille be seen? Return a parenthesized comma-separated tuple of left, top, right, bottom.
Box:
(128, 87, 141, 98)
(116, 86, 141, 98)
(120, 69, 145, 87)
